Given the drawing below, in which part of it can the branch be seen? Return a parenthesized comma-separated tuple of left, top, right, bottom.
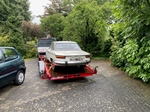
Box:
(146, 0, 150, 7)
(89, 20, 98, 34)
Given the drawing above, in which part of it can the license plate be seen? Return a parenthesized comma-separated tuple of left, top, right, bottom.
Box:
(70, 57, 83, 61)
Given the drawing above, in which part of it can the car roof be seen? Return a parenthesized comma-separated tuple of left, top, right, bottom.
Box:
(52, 41, 77, 44)
(0, 47, 14, 49)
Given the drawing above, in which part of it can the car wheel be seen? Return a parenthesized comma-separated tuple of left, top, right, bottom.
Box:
(14, 70, 25, 85)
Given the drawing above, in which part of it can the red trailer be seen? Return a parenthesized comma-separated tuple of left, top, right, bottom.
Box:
(37, 38, 97, 80)
(38, 57, 97, 80)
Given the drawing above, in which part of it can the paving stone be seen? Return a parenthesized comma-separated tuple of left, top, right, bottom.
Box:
(0, 58, 150, 112)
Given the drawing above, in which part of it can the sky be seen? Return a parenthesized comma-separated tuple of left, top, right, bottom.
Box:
(29, 0, 50, 24)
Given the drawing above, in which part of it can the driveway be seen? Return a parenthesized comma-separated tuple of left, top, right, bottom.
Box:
(0, 58, 150, 112)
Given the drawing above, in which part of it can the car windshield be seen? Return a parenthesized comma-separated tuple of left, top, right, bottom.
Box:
(55, 43, 81, 51)
(38, 39, 53, 47)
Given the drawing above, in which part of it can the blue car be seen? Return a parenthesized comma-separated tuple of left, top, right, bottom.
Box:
(0, 47, 26, 88)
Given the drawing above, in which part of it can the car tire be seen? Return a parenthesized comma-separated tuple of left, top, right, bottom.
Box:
(14, 70, 25, 85)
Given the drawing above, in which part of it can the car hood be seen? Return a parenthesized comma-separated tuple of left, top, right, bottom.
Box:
(53, 50, 90, 56)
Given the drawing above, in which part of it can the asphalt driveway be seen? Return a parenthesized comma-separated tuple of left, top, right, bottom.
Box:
(0, 58, 150, 112)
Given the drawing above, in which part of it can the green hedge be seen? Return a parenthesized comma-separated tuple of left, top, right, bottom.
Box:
(111, 39, 150, 82)
(24, 41, 37, 58)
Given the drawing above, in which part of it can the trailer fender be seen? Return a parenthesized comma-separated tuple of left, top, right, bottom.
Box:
(38, 61, 45, 76)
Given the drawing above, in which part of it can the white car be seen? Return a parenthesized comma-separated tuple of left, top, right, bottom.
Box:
(46, 41, 90, 66)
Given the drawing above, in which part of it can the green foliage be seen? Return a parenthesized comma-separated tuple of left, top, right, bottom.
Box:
(41, 0, 112, 57)
(102, 38, 112, 57)
(43, 0, 73, 16)
(62, 0, 109, 56)
(111, 0, 150, 82)
(0, 33, 27, 56)
(24, 41, 38, 58)
(40, 13, 64, 40)
(0, 36, 8, 46)
(0, 0, 31, 57)
(0, 0, 30, 27)
(110, 44, 125, 67)
(21, 21, 43, 42)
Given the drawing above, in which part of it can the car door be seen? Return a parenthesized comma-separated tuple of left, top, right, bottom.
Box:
(0, 48, 10, 86)
(0, 48, 18, 87)
(0, 49, 5, 76)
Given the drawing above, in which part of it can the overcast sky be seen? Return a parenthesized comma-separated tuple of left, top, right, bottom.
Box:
(29, 0, 50, 24)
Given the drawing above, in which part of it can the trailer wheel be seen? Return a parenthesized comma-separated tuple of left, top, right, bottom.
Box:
(39, 72, 42, 77)
(38, 63, 42, 77)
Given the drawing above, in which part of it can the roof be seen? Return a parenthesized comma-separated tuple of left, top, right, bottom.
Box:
(38, 38, 54, 40)
(52, 41, 77, 44)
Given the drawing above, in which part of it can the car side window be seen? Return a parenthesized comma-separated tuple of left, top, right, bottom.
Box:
(50, 43, 54, 50)
(0, 50, 4, 63)
(3, 48, 18, 61)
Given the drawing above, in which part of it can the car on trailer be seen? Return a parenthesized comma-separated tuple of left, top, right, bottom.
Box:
(46, 41, 91, 67)
(38, 41, 97, 80)
(0, 47, 26, 88)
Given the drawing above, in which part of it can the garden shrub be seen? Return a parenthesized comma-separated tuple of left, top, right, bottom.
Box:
(24, 41, 37, 58)
(111, 38, 150, 82)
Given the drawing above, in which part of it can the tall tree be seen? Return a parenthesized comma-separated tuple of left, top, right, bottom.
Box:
(0, 0, 31, 56)
(18, 0, 31, 21)
(62, 0, 108, 55)
(40, 13, 64, 40)
(43, 0, 73, 16)
(21, 21, 43, 42)
(41, 0, 112, 56)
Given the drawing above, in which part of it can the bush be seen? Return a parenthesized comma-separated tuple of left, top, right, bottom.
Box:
(0, 35, 27, 57)
(24, 41, 37, 58)
(102, 38, 112, 57)
(111, 38, 150, 82)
